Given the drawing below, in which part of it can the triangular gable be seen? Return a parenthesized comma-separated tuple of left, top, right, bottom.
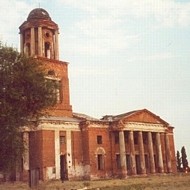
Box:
(121, 109, 168, 125)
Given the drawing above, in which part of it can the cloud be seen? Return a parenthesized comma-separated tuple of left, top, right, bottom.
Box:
(70, 65, 115, 78)
(59, 0, 190, 28)
(0, 1, 33, 47)
(58, 0, 190, 58)
(128, 52, 179, 63)
(62, 17, 140, 57)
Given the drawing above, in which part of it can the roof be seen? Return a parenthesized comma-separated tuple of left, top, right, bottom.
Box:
(101, 109, 169, 125)
(101, 110, 140, 121)
(73, 112, 99, 121)
(19, 8, 58, 31)
(39, 116, 80, 123)
(27, 8, 51, 21)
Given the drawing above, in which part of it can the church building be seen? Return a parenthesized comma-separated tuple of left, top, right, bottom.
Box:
(19, 8, 177, 181)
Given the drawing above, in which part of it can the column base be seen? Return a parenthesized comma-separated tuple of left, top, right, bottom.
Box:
(120, 170, 128, 179)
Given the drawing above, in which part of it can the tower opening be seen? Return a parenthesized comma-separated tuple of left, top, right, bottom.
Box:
(45, 42, 51, 58)
(24, 43, 31, 56)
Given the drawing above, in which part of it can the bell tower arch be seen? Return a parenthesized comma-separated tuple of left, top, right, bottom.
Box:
(19, 8, 59, 60)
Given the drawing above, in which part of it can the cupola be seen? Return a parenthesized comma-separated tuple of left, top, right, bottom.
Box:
(19, 8, 59, 60)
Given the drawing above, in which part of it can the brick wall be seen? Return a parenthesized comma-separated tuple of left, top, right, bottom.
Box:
(81, 128, 90, 166)
(72, 131, 83, 166)
(41, 130, 55, 167)
(29, 130, 55, 180)
(37, 57, 72, 117)
(29, 131, 43, 179)
(168, 131, 177, 173)
(86, 124, 112, 178)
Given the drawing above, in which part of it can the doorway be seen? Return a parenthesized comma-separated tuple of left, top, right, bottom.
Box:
(135, 155, 141, 174)
(60, 154, 68, 181)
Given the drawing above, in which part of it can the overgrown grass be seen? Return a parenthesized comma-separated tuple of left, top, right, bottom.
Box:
(0, 173, 190, 190)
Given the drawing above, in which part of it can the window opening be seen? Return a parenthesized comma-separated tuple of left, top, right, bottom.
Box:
(60, 136, 66, 145)
(145, 154, 149, 172)
(115, 132, 119, 144)
(45, 42, 51, 58)
(46, 78, 61, 104)
(25, 43, 31, 56)
(126, 154, 131, 172)
(116, 154, 121, 169)
(124, 131, 129, 144)
(97, 154, 104, 170)
(134, 132, 138, 145)
(152, 133, 156, 145)
(143, 132, 148, 144)
(97, 135, 102, 144)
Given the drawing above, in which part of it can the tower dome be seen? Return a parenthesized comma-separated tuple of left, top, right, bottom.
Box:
(19, 8, 59, 60)
(27, 8, 51, 21)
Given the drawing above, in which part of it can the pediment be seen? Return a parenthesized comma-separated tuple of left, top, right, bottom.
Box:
(121, 109, 168, 125)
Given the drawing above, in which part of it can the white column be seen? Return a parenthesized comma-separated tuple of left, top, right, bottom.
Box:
(20, 33, 24, 55)
(138, 131, 146, 174)
(129, 131, 136, 175)
(165, 133, 172, 172)
(156, 133, 164, 173)
(30, 27, 35, 56)
(38, 27, 42, 57)
(55, 130, 60, 179)
(55, 30, 59, 60)
(148, 132, 155, 173)
(23, 132, 29, 171)
(66, 130, 72, 175)
(119, 131, 127, 177)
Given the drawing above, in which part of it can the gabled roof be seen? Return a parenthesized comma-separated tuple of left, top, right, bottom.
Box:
(72, 109, 169, 126)
(101, 110, 139, 121)
(101, 109, 169, 125)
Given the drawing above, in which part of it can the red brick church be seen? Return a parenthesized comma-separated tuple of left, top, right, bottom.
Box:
(19, 8, 177, 181)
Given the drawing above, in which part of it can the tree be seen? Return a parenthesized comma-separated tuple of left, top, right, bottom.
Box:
(176, 150, 182, 172)
(181, 146, 189, 172)
(0, 43, 57, 177)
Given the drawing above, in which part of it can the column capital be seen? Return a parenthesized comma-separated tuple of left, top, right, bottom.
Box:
(118, 120, 125, 130)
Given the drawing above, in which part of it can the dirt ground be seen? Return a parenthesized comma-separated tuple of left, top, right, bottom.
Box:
(0, 173, 190, 190)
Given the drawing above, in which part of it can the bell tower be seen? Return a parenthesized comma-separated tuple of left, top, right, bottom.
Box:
(19, 8, 72, 117)
(19, 8, 59, 60)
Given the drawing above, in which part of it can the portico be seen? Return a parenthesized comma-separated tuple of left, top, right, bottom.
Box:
(109, 109, 175, 177)
(117, 129, 172, 176)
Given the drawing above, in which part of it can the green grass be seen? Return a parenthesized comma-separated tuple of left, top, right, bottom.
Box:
(0, 173, 190, 190)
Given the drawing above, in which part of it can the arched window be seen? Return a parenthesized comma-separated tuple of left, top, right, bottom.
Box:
(24, 43, 30, 56)
(45, 76, 62, 104)
(45, 42, 51, 58)
(95, 147, 106, 170)
(48, 70, 55, 76)
(51, 80, 61, 103)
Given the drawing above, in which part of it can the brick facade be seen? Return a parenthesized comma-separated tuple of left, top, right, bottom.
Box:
(18, 8, 177, 182)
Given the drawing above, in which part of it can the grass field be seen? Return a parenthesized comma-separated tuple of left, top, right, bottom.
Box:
(0, 173, 190, 190)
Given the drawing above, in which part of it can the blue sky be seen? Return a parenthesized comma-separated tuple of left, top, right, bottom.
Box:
(0, 0, 190, 160)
